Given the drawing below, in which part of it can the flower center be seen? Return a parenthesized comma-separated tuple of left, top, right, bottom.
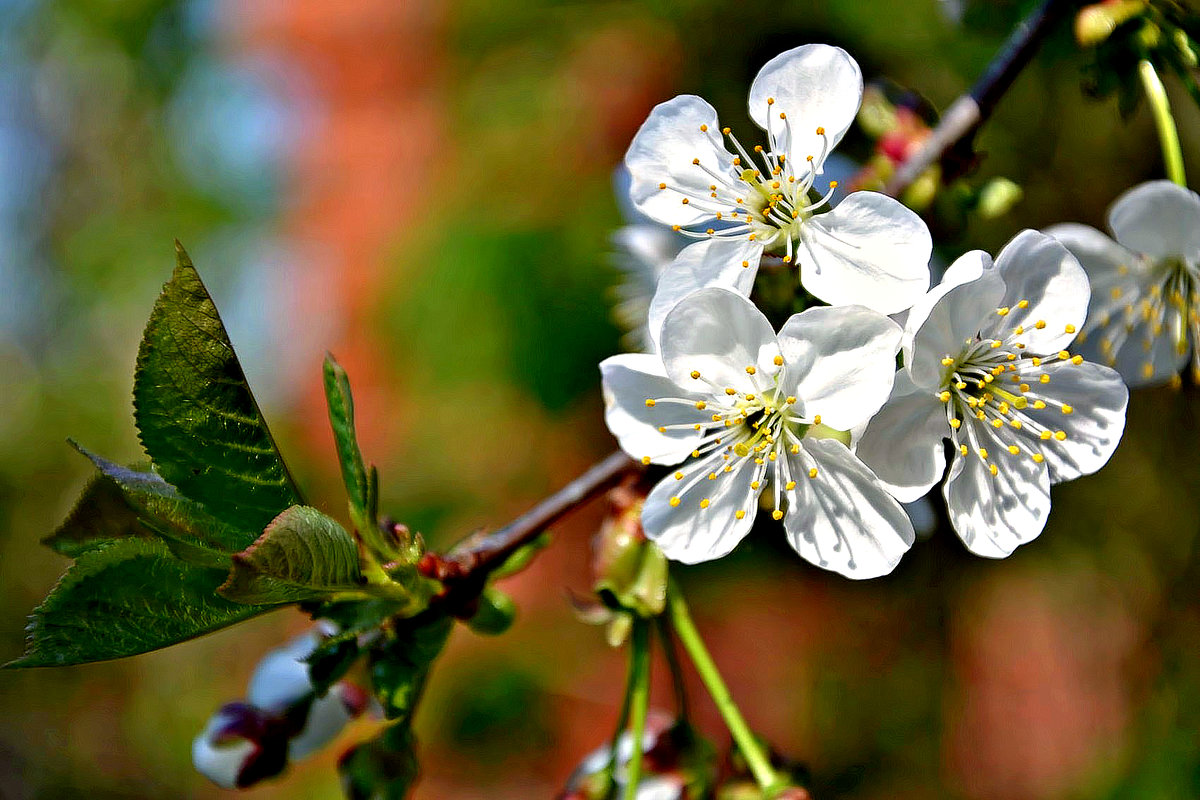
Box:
(642, 361, 847, 522)
(1087, 254, 1200, 381)
(658, 102, 839, 265)
(936, 304, 1085, 474)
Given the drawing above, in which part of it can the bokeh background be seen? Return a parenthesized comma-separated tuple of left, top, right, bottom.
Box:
(2, 0, 1199, 797)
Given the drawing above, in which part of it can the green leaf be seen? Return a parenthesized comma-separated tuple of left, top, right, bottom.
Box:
(8, 539, 269, 668)
(43, 471, 155, 558)
(323, 354, 369, 517)
(133, 242, 301, 534)
(369, 616, 452, 721)
(219, 506, 365, 605)
(338, 723, 420, 800)
(305, 636, 360, 697)
(70, 443, 254, 566)
(466, 587, 516, 636)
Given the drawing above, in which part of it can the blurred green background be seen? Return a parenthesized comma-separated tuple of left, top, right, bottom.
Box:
(2, 0, 1199, 797)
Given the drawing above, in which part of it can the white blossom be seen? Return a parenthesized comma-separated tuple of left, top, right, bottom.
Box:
(624, 44, 931, 348)
(856, 231, 1129, 557)
(601, 287, 914, 578)
(1045, 180, 1200, 386)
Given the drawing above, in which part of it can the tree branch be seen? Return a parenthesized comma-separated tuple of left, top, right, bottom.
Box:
(884, 0, 1077, 197)
(426, 451, 639, 596)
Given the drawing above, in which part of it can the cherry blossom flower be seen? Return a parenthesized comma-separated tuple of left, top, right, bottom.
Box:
(856, 231, 1129, 557)
(624, 44, 931, 347)
(600, 287, 914, 578)
(1045, 180, 1200, 387)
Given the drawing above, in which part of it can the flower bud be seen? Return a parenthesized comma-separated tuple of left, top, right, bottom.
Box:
(1074, 1, 1147, 47)
(561, 711, 699, 800)
(289, 682, 371, 760)
(593, 483, 668, 618)
(192, 702, 288, 789)
(976, 177, 1024, 219)
(466, 586, 518, 635)
(247, 630, 323, 712)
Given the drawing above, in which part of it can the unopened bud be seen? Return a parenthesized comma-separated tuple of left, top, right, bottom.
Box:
(247, 630, 323, 712)
(466, 586, 518, 635)
(977, 177, 1024, 218)
(289, 682, 371, 760)
(857, 85, 898, 138)
(1074, 1, 1147, 47)
(593, 483, 668, 619)
(192, 703, 288, 789)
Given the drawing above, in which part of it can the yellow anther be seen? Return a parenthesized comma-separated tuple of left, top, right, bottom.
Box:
(751, 480, 761, 490)
(1034, 320, 1046, 329)
(722, 127, 731, 135)
(790, 444, 801, 454)
(996, 307, 1010, 316)
(1055, 430, 1067, 441)
(1013, 397, 1028, 410)
(939, 391, 951, 403)
(1058, 350, 1070, 360)
(1111, 287, 1123, 299)
(990, 340, 1002, 349)
(706, 228, 715, 235)
(700, 124, 708, 132)
(669, 496, 681, 507)
(658, 182, 667, 190)
(754, 457, 764, 465)
(829, 180, 838, 188)
(1065, 324, 1076, 334)
(1019, 383, 1030, 393)
(815, 126, 825, 135)
(992, 419, 1004, 428)
(726, 387, 737, 395)
(1010, 419, 1023, 429)
(989, 464, 999, 476)
(785, 480, 797, 491)
(690, 370, 701, 380)
(786, 396, 797, 404)
(699, 498, 710, 509)
(984, 374, 995, 383)
(1017, 300, 1029, 309)
(745, 365, 757, 375)
(1014, 326, 1025, 335)
(724, 464, 732, 473)
(674, 472, 684, 480)
(978, 448, 989, 459)
(1032, 400, 1046, 410)
(1008, 445, 1020, 455)
(672, 225, 681, 232)
(941, 356, 955, 366)
(949, 418, 961, 429)
(806, 154, 814, 162)
(1039, 374, 1050, 384)
(754, 145, 763, 153)
(1141, 362, 1154, 378)
(681, 198, 689, 205)
(1040, 430, 1052, 440)
(741, 260, 750, 268)
(1071, 355, 1083, 365)
(779, 112, 786, 119)
(771, 355, 785, 367)
(658, 426, 666, 432)
(1061, 404, 1074, 414)
(645, 398, 656, 407)
(1032, 453, 1045, 463)
(641, 456, 651, 465)
(735, 509, 746, 520)
(695, 400, 707, 410)
(956, 382, 967, 390)
(808, 467, 819, 478)
(812, 414, 822, 425)
(1007, 353, 1017, 361)
(772, 509, 784, 520)
(708, 472, 717, 480)
(960, 444, 969, 456)
(711, 414, 722, 422)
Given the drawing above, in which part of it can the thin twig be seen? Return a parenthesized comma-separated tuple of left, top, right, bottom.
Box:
(431, 451, 638, 593)
(884, 0, 1077, 197)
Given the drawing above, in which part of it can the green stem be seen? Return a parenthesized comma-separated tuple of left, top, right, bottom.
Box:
(623, 621, 652, 800)
(666, 578, 781, 793)
(656, 615, 690, 723)
(1139, 59, 1187, 187)
(601, 625, 640, 800)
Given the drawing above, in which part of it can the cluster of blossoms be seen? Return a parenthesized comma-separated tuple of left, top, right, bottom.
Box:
(602, 44, 1135, 577)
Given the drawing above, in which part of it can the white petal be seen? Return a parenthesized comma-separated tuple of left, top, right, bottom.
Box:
(1022, 358, 1128, 483)
(192, 710, 258, 790)
(800, 191, 932, 314)
(288, 686, 357, 761)
(943, 419, 1050, 557)
(783, 437, 915, 579)
(1108, 180, 1200, 260)
(906, 260, 1007, 389)
(626, 95, 737, 227)
(1043, 222, 1144, 328)
(854, 369, 949, 502)
(247, 632, 318, 711)
(659, 287, 779, 395)
(981, 230, 1090, 354)
(775, 304, 902, 430)
(642, 449, 759, 564)
(646, 238, 763, 351)
(748, 44, 862, 167)
(600, 353, 708, 465)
